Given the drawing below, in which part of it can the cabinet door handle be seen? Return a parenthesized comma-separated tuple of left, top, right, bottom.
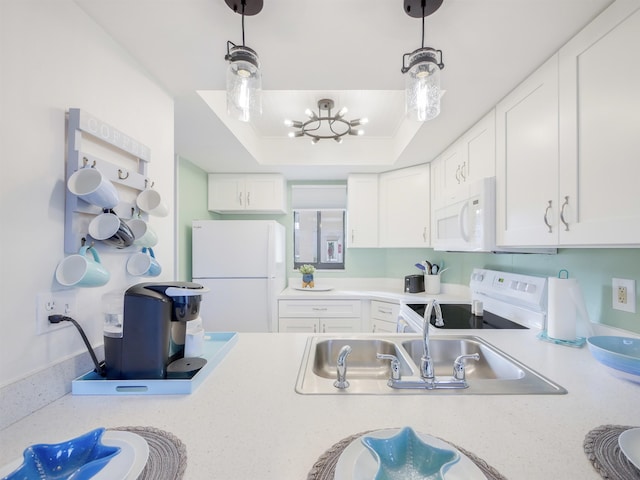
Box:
(378, 308, 392, 314)
(543, 200, 553, 233)
(247, 191, 251, 206)
(560, 196, 570, 231)
(322, 323, 326, 333)
(455, 165, 461, 184)
(351, 229, 355, 243)
(460, 162, 466, 182)
(238, 192, 243, 206)
(423, 226, 427, 242)
(372, 324, 377, 333)
(313, 324, 317, 333)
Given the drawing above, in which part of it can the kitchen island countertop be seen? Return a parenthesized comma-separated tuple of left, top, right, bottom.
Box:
(1, 329, 638, 479)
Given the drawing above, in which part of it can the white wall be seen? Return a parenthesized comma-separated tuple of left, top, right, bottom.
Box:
(0, 1, 175, 387)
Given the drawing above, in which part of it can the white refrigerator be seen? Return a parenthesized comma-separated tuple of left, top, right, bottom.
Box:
(192, 220, 286, 332)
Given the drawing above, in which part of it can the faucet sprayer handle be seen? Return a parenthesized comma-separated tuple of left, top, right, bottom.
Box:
(453, 353, 480, 381)
(333, 345, 352, 389)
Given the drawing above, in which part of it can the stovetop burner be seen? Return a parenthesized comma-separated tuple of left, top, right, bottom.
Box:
(406, 303, 528, 330)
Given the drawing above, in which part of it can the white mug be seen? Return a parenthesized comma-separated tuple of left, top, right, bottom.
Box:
(67, 167, 119, 209)
(127, 218, 158, 247)
(88, 210, 135, 249)
(126, 247, 162, 277)
(136, 189, 169, 217)
(55, 246, 110, 288)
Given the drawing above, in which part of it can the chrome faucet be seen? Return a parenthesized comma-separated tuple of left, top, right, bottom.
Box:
(333, 345, 352, 389)
(376, 299, 480, 390)
(420, 299, 442, 385)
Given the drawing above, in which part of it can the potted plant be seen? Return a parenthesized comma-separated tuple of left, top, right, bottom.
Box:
(299, 264, 316, 288)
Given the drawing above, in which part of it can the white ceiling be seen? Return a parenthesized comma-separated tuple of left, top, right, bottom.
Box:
(75, 0, 613, 180)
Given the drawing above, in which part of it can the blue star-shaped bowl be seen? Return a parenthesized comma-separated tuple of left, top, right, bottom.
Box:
(4, 427, 120, 480)
(361, 427, 460, 480)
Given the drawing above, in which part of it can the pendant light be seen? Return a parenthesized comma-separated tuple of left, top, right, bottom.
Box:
(401, 0, 445, 122)
(224, 0, 263, 122)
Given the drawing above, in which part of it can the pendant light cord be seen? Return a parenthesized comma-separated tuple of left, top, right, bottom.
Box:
(421, 0, 425, 48)
(241, 0, 246, 46)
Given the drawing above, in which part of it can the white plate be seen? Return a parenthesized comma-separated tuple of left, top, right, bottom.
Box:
(0, 430, 149, 480)
(619, 427, 640, 470)
(334, 429, 487, 480)
(292, 285, 333, 291)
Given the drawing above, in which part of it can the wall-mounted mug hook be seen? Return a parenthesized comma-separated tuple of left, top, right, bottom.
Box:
(145, 178, 155, 189)
(118, 169, 129, 180)
(82, 157, 97, 168)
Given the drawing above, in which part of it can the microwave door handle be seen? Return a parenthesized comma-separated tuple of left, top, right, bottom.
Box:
(459, 201, 471, 242)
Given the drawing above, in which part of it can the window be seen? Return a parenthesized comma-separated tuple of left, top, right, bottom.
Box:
(293, 210, 345, 270)
(292, 185, 346, 270)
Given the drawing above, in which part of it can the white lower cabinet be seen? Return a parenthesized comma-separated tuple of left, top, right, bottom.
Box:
(369, 300, 399, 333)
(278, 300, 362, 333)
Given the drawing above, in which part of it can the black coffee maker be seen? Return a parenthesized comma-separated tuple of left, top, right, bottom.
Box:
(104, 282, 207, 380)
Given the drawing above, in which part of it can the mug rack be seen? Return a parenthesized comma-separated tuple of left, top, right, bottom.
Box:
(64, 108, 154, 253)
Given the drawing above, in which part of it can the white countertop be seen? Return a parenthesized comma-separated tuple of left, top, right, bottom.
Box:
(279, 277, 470, 304)
(1, 329, 639, 479)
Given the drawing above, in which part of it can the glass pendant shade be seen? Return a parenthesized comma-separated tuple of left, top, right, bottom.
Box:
(226, 45, 262, 122)
(405, 49, 442, 122)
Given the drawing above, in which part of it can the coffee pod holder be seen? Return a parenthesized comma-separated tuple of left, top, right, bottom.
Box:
(64, 108, 166, 254)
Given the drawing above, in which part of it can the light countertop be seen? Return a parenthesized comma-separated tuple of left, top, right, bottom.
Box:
(279, 277, 470, 304)
(1, 329, 639, 479)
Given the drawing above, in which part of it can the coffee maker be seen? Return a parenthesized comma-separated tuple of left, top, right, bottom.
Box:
(104, 281, 207, 380)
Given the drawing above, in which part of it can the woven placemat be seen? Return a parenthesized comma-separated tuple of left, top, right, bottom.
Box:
(307, 429, 507, 480)
(584, 425, 640, 480)
(111, 426, 187, 480)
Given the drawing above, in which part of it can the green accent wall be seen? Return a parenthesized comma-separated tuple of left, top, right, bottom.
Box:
(177, 158, 640, 334)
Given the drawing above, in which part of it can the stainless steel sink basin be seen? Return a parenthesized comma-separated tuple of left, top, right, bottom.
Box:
(295, 334, 567, 395)
(312, 339, 413, 379)
(401, 338, 525, 380)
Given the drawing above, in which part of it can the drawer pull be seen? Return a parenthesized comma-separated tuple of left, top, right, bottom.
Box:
(312, 307, 328, 311)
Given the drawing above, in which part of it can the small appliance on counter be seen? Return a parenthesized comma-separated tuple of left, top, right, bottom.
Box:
(104, 281, 208, 380)
(404, 274, 425, 293)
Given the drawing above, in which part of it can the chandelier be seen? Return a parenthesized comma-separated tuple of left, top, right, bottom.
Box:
(284, 99, 368, 144)
(224, 0, 263, 122)
(401, 0, 445, 122)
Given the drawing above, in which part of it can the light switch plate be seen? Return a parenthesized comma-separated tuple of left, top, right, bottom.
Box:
(612, 278, 636, 313)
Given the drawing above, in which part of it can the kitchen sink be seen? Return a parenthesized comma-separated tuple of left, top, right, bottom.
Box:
(295, 334, 567, 395)
(312, 339, 413, 379)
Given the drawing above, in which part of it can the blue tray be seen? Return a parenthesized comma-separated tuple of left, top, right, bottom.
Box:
(72, 332, 238, 395)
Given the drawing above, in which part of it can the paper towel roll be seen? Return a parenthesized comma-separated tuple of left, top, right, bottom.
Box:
(547, 277, 578, 341)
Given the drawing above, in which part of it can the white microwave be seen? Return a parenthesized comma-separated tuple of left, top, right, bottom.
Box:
(432, 177, 497, 252)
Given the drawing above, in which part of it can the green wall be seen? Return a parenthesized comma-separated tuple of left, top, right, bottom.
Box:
(177, 158, 640, 334)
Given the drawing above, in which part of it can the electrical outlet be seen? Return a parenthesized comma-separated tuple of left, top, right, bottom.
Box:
(36, 291, 77, 335)
(612, 278, 636, 313)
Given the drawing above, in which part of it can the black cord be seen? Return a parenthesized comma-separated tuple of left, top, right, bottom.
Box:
(48, 315, 106, 377)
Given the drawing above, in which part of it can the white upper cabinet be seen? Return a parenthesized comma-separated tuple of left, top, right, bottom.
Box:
(432, 110, 496, 207)
(208, 174, 286, 213)
(558, 1, 640, 245)
(496, 54, 560, 247)
(379, 164, 430, 248)
(497, 1, 640, 247)
(347, 174, 379, 248)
